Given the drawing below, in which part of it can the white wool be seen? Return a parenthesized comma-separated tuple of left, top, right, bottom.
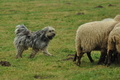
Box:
(107, 22, 120, 53)
(76, 15, 120, 57)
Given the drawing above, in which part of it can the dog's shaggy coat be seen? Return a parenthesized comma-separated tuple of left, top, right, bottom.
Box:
(74, 15, 120, 66)
(14, 24, 56, 58)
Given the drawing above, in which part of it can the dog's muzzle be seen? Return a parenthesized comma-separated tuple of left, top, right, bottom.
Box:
(48, 33, 56, 40)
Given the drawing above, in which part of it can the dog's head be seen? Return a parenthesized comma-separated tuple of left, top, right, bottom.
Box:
(42, 26, 56, 40)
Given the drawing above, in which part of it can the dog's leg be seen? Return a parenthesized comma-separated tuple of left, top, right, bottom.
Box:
(16, 47, 24, 58)
(29, 49, 39, 58)
(42, 47, 52, 56)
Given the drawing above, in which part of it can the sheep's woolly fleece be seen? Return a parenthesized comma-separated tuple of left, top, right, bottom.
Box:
(75, 15, 120, 54)
(107, 22, 120, 53)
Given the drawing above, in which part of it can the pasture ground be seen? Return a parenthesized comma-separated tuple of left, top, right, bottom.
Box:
(0, 0, 120, 80)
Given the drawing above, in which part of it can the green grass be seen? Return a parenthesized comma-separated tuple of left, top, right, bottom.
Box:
(0, 0, 120, 80)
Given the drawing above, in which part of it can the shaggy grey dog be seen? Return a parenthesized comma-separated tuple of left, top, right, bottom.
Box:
(14, 24, 56, 58)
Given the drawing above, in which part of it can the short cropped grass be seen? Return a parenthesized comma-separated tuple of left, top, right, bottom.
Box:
(0, 0, 120, 80)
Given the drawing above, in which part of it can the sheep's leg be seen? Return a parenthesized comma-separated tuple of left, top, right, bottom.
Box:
(117, 53, 120, 64)
(77, 56, 81, 66)
(73, 52, 77, 62)
(76, 50, 83, 66)
(111, 51, 117, 63)
(87, 52, 94, 63)
(98, 48, 107, 64)
(104, 51, 114, 65)
(29, 49, 39, 58)
(107, 50, 113, 66)
(98, 53, 106, 64)
(104, 56, 108, 65)
(77, 53, 83, 66)
(16, 47, 24, 58)
(75, 40, 83, 66)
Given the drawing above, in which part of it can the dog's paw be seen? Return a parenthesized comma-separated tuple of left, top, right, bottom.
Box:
(50, 54, 55, 57)
(16, 55, 22, 59)
(45, 53, 53, 56)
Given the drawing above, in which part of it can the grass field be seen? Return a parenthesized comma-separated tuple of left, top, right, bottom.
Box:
(0, 0, 120, 80)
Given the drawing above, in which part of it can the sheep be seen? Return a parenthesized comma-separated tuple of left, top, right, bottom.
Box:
(74, 18, 114, 63)
(106, 23, 120, 66)
(102, 18, 113, 21)
(74, 15, 120, 66)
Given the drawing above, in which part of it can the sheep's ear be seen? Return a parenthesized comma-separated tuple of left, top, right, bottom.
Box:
(114, 15, 120, 21)
(115, 23, 120, 28)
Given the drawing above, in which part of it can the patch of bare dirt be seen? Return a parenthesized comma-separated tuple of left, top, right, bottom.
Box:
(0, 61, 11, 67)
(34, 75, 48, 79)
(9, 10, 16, 12)
(61, 54, 75, 61)
(94, 5, 103, 8)
(62, 57, 74, 61)
(34, 75, 54, 79)
(108, 4, 115, 7)
(67, 54, 75, 56)
(76, 12, 84, 15)
(66, 3, 71, 5)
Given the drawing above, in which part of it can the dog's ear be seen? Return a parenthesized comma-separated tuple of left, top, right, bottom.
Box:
(40, 30, 46, 40)
(40, 28, 49, 41)
(41, 27, 49, 36)
(42, 27, 49, 32)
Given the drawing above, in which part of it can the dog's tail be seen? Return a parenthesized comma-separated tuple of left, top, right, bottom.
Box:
(15, 24, 30, 35)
